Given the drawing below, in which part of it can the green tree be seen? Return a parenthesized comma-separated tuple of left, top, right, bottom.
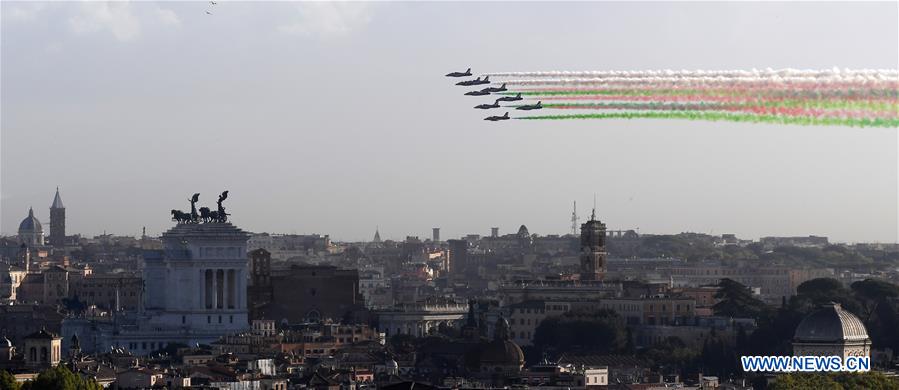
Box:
(20, 365, 101, 390)
(794, 278, 861, 315)
(712, 278, 767, 318)
(640, 336, 698, 374)
(851, 279, 899, 322)
(0, 370, 19, 390)
(533, 309, 625, 355)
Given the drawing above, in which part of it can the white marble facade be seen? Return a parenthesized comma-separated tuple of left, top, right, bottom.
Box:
(64, 222, 251, 355)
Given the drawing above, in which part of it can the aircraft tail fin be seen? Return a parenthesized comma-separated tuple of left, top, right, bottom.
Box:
(484, 76, 490, 81)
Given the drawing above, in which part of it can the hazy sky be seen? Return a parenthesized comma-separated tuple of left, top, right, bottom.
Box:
(2, 2, 897, 243)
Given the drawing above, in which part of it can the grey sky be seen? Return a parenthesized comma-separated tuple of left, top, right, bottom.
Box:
(2, 1, 897, 243)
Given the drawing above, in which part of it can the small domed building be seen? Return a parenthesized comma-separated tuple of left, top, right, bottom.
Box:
(477, 316, 524, 375)
(18, 207, 44, 247)
(792, 302, 871, 358)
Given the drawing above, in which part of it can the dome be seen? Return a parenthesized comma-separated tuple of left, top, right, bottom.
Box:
(479, 339, 525, 366)
(0, 336, 12, 348)
(385, 359, 398, 369)
(479, 316, 524, 367)
(18, 208, 42, 233)
(794, 303, 869, 343)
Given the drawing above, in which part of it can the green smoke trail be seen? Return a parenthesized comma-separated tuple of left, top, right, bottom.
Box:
(517, 111, 899, 128)
(538, 100, 898, 111)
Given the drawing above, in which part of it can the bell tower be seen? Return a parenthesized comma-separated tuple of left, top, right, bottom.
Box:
(49, 187, 66, 248)
(579, 208, 607, 281)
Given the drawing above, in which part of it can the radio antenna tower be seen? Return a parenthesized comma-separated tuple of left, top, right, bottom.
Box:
(570, 201, 579, 235)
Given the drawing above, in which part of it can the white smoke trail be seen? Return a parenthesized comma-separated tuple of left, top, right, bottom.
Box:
(486, 68, 899, 79)
(498, 75, 899, 87)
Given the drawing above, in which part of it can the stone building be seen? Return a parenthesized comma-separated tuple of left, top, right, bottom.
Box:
(792, 302, 871, 358)
(476, 316, 524, 375)
(18, 208, 44, 247)
(376, 297, 469, 338)
(579, 210, 607, 281)
(62, 218, 252, 355)
(23, 328, 62, 370)
(251, 264, 364, 324)
(49, 188, 66, 248)
(70, 273, 143, 310)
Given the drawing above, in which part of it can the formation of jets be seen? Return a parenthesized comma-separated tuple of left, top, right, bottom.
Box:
(445, 67, 539, 122)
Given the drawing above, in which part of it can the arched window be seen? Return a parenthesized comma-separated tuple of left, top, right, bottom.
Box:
(29, 347, 36, 362)
(40, 346, 48, 362)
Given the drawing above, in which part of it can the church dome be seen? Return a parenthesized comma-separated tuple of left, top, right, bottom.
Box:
(18, 208, 42, 233)
(794, 303, 869, 343)
(480, 339, 525, 366)
(479, 317, 524, 367)
(0, 336, 12, 348)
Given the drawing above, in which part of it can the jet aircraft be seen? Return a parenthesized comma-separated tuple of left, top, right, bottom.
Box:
(516, 101, 543, 110)
(445, 68, 473, 77)
(484, 112, 510, 121)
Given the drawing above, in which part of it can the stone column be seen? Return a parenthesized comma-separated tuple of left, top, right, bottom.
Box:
(212, 269, 218, 309)
(239, 270, 246, 309)
(223, 269, 229, 310)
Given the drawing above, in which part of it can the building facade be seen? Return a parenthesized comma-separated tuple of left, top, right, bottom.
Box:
(793, 303, 871, 358)
(376, 297, 469, 338)
(579, 211, 607, 281)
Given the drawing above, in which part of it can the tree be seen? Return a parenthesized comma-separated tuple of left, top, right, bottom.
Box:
(712, 279, 766, 319)
(794, 278, 861, 315)
(0, 370, 19, 390)
(851, 279, 899, 322)
(533, 309, 625, 355)
(20, 365, 102, 390)
(641, 336, 698, 374)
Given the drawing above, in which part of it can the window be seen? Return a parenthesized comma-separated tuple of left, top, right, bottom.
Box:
(182, 316, 186, 324)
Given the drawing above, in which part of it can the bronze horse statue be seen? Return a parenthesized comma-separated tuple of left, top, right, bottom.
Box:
(171, 209, 192, 223)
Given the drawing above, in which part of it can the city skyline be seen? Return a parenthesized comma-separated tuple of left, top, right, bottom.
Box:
(2, 2, 897, 243)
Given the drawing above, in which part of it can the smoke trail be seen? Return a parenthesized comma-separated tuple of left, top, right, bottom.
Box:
(538, 100, 898, 112)
(517, 111, 899, 127)
(487, 68, 899, 79)
(499, 77, 899, 87)
(500, 88, 899, 99)
(467, 68, 899, 128)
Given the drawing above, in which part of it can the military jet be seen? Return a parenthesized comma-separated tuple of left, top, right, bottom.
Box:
(516, 101, 543, 110)
(465, 89, 491, 96)
(445, 68, 472, 77)
(496, 93, 523, 102)
(483, 83, 507, 93)
(484, 112, 510, 121)
(456, 76, 491, 86)
(474, 100, 501, 109)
